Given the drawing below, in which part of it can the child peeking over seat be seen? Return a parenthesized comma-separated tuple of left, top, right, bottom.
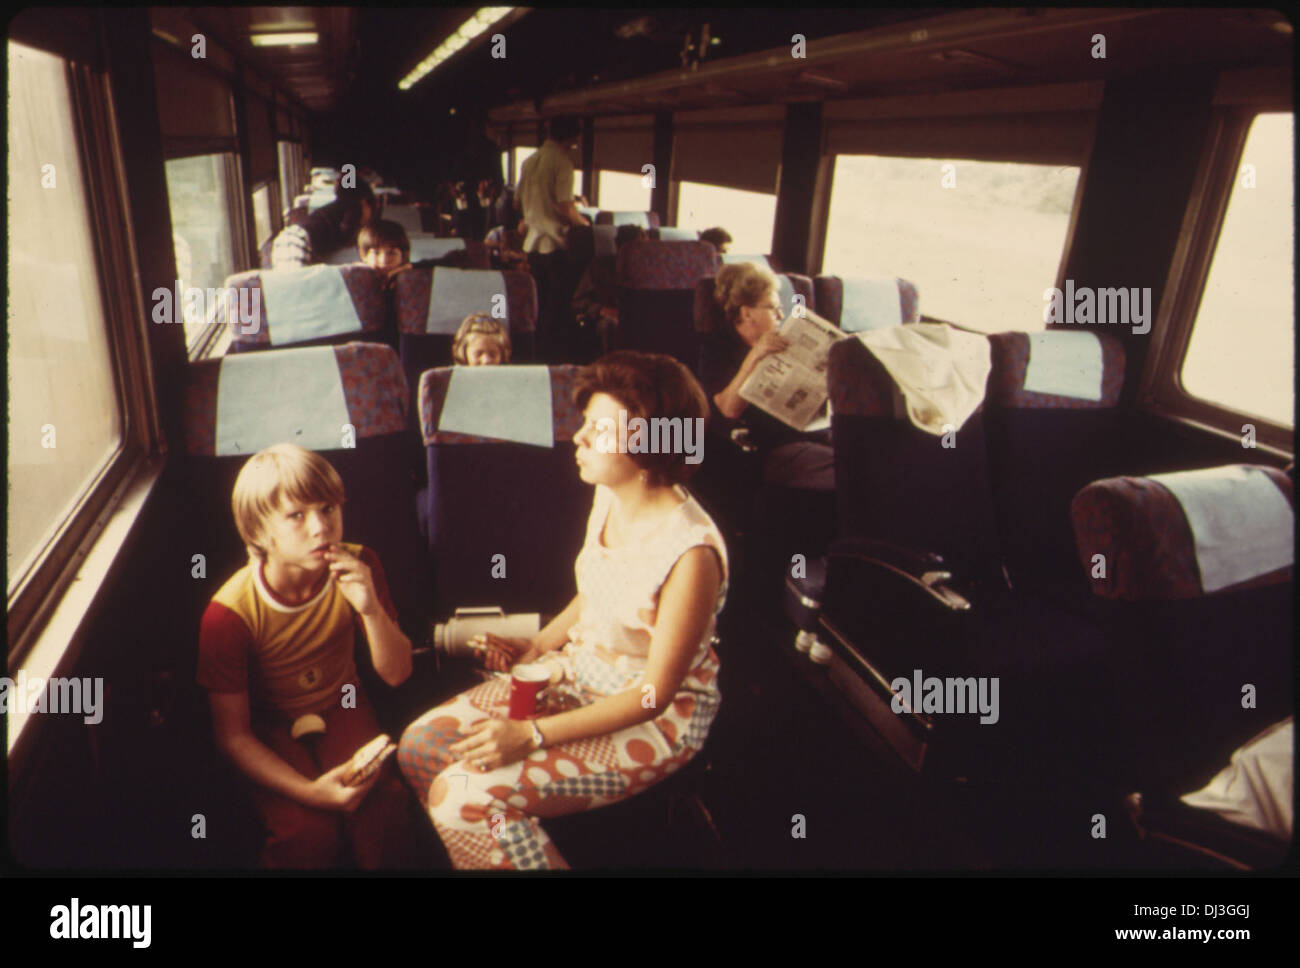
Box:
(452, 313, 511, 366)
(358, 219, 471, 287)
(358, 219, 411, 282)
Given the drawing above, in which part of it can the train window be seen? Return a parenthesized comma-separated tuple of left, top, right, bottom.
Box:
(596, 169, 651, 212)
(823, 155, 1080, 332)
(163, 153, 239, 354)
(277, 140, 300, 214)
(6, 42, 123, 593)
(251, 182, 274, 250)
(513, 146, 536, 185)
(675, 181, 777, 256)
(1179, 112, 1293, 428)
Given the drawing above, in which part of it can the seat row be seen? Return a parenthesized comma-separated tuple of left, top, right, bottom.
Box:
(216, 251, 920, 400)
(785, 330, 1291, 807)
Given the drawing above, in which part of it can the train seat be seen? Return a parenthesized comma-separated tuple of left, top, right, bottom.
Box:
(651, 226, 698, 241)
(565, 224, 596, 272)
(382, 203, 424, 234)
(222, 264, 389, 353)
(1125, 717, 1292, 870)
(983, 331, 1130, 603)
(802, 333, 1124, 786)
(594, 209, 660, 228)
(177, 342, 429, 640)
(320, 234, 481, 268)
(721, 253, 782, 273)
(394, 265, 537, 401)
(1070, 464, 1294, 790)
(813, 275, 921, 332)
(417, 364, 590, 618)
(592, 223, 619, 258)
(612, 240, 720, 365)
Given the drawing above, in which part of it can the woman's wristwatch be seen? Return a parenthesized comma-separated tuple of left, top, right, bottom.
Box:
(529, 720, 547, 751)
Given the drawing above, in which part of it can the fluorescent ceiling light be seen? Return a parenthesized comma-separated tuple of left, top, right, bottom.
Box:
(251, 32, 319, 47)
(399, 7, 514, 90)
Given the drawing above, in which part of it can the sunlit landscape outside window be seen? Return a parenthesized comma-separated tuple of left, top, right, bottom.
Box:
(823, 155, 1080, 332)
(1181, 113, 1294, 428)
(164, 154, 236, 352)
(676, 181, 776, 256)
(7, 42, 123, 591)
(596, 170, 651, 212)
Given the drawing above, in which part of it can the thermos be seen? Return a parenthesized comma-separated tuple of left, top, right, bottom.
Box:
(432, 607, 542, 658)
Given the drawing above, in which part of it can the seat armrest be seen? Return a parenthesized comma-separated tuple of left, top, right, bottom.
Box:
(827, 537, 972, 612)
(1125, 792, 1290, 870)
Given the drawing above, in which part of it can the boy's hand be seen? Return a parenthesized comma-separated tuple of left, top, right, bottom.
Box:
(308, 762, 381, 812)
(325, 545, 379, 617)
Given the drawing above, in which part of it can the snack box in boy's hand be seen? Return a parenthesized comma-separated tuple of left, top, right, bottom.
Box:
(342, 734, 397, 786)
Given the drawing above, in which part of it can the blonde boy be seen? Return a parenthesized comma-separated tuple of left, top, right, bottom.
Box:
(197, 444, 419, 868)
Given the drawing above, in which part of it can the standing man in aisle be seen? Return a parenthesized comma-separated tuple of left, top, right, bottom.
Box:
(517, 115, 590, 361)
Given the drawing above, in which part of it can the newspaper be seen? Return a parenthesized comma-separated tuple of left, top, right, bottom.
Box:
(738, 309, 844, 430)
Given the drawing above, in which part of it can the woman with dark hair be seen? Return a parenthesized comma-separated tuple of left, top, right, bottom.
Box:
(397, 352, 728, 870)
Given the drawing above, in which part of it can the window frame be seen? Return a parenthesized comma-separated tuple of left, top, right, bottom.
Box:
(163, 149, 250, 361)
(1139, 104, 1294, 455)
(7, 52, 164, 663)
(250, 175, 279, 250)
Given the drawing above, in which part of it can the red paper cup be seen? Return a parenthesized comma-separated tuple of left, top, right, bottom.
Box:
(508, 663, 550, 720)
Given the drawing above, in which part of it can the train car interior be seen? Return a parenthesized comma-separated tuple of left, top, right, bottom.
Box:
(5, 6, 1294, 873)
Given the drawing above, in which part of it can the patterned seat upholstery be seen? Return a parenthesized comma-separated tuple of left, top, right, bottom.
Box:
(613, 240, 720, 366)
(417, 365, 590, 617)
(1070, 465, 1294, 790)
(983, 330, 1129, 598)
(1071, 466, 1292, 602)
(177, 342, 429, 643)
(393, 266, 537, 404)
(223, 265, 388, 353)
(813, 276, 920, 331)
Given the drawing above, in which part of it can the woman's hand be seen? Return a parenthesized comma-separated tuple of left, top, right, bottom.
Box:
(745, 331, 789, 369)
(449, 718, 535, 772)
(470, 633, 533, 672)
(306, 762, 381, 812)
